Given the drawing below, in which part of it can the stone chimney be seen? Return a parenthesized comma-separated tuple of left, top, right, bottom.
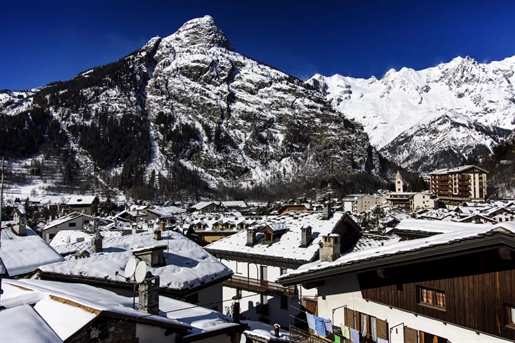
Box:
(133, 245, 166, 267)
(300, 225, 312, 247)
(323, 202, 332, 220)
(12, 207, 27, 236)
(246, 227, 257, 246)
(319, 234, 341, 262)
(91, 230, 103, 253)
(153, 229, 161, 240)
(139, 275, 160, 315)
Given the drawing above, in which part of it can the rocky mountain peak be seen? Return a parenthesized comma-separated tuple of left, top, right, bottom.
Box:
(162, 15, 234, 51)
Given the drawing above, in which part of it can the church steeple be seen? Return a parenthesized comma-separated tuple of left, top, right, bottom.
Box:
(395, 170, 404, 192)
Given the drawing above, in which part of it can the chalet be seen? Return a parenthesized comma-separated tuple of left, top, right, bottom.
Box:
(42, 212, 97, 242)
(66, 195, 99, 215)
(205, 209, 363, 328)
(190, 201, 223, 213)
(385, 192, 416, 211)
(37, 230, 232, 312)
(2, 278, 247, 343)
(429, 165, 488, 206)
(278, 222, 515, 342)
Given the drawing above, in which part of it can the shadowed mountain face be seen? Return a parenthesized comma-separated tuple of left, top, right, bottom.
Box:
(0, 16, 388, 194)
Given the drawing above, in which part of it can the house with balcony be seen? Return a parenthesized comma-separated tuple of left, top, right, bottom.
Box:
(205, 208, 362, 328)
(66, 195, 99, 215)
(278, 221, 515, 343)
(429, 165, 488, 206)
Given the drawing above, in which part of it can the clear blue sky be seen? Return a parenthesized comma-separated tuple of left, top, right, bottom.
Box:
(1, 0, 514, 90)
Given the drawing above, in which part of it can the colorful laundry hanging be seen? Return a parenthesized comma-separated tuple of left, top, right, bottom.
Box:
(350, 328, 360, 343)
(314, 316, 326, 336)
(341, 325, 350, 339)
(306, 312, 316, 333)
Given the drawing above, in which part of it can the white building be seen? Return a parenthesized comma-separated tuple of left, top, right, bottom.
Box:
(205, 210, 363, 328)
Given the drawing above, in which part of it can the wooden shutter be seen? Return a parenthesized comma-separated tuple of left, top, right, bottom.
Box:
(404, 327, 418, 343)
(345, 308, 354, 328)
(376, 318, 388, 340)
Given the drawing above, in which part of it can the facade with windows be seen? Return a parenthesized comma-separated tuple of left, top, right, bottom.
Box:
(206, 211, 362, 328)
(429, 165, 488, 205)
(279, 222, 515, 342)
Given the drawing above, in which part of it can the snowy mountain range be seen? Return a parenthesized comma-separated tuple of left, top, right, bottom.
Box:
(0, 16, 387, 194)
(308, 56, 515, 172)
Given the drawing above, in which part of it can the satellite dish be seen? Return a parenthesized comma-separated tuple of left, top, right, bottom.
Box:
(124, 257, 138, 279)
(135, 261, 148, 283)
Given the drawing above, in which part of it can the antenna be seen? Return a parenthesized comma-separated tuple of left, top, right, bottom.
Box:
(135, 260, 148, 283)
(124, 257, 138, 279)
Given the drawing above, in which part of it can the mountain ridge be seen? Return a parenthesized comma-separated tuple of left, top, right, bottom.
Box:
(0, 16, 390, 198)
(308, 55, 515, 172)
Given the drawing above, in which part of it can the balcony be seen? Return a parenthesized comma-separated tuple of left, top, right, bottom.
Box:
(224, 274, 297, 297)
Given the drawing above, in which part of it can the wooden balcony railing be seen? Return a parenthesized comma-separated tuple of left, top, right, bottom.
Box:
(223, 274, 297, 297)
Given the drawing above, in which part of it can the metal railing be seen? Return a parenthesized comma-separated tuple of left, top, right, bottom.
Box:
(223, 274, 297, 296)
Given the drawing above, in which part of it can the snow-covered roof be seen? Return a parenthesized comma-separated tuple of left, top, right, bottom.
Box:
(280, 222, 515, 283)
(206, 212, 349, 265)
(1, 227, 64, 276)
(191, 201, 217, 210)
(43, 212, 95, 231)
(243, 320, 290, 342)
(67, 195, 98, 205)
(38, 230, 232, 291)
(2, 279, 191, 341)
(147, 205, 186, 217)
(347, 233, 401, 253)
(430, 164, 488, 175)
(158, 295, 243, 338)
(384, 218, 490, 234)
(0, 304, 64, 343)
(221, 201, 247, 208)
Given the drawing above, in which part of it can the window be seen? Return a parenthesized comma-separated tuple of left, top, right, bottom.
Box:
(68, 222, 76, 227)
(280, 267, 288, 275)
(418, 286, 446, 309)
(185, 292, 199, 304)
(507, 304, 515, 327)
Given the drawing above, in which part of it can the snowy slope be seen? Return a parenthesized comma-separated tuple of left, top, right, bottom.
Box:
(308, 56, 515, 171)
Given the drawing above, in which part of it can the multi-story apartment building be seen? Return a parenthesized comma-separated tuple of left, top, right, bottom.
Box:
(429, 165, 488, 206)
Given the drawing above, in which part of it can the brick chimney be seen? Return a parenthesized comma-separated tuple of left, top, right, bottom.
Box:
(319, 234, 341, 262)
(153, 229, 161, 240)
(12, 207, 27, 236)
(300, 225, 312, 247)
(246, 227, 257, 246)
(139, 275, 160, 315)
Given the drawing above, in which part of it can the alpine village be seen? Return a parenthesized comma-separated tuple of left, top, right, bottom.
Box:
(2, 16, 515, 343)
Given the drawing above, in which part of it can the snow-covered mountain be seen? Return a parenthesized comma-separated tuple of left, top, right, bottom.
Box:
(308, 56, 515, 172)
(0, 16, 388, 194)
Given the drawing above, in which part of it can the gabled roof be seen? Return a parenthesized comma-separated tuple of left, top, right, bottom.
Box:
(2, 279, 191, 341)
(1, 227, 64, 277)
(67, 195, 98, 206)
(191, 201, 219, 210)
(205, 212, 351, 267)
(43, 212, 95, 231)
(0, 304, 63, 343)
(38, 230, 232, 293)
(279, 222, 515, 286)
